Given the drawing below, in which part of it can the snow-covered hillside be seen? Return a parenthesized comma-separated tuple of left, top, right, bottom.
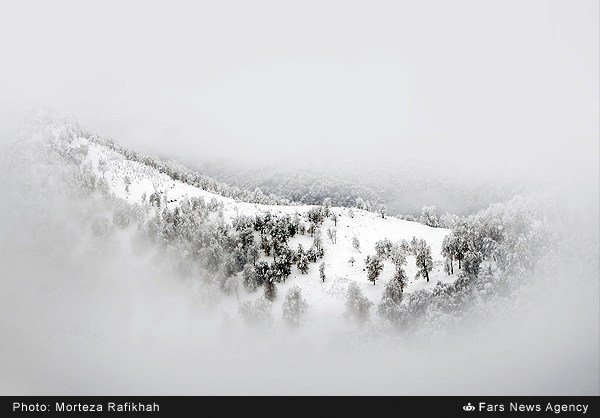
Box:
(60, 128, 452, 328)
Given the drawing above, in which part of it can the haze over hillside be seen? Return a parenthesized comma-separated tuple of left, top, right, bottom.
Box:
(0, 0, 598, 397)
(0, 112, 597, 395)
(1, 0, 597, 199)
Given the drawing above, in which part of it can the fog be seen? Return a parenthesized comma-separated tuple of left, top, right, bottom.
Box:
(0, 0, 598, 395)
(1, 0, 598, 178)
(0, 116, 598, 395)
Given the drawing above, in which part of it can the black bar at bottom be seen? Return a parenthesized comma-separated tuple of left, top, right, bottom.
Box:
(1, 396, 598, 416)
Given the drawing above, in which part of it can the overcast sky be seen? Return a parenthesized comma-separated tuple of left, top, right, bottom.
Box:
(1, 0, 598, 175)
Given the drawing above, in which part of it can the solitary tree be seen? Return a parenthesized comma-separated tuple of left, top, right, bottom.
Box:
(322, 198, 332, 217)
(377, 204, 387, 219)
(331, 212, 338, 226)
(352, 235, 360, 252)
(345, 282, 373, 325)
(377, 268, 406, 321)
(282, 286, 308, 327)
(296, 244, 309, 274)
(441, 234, 456, 274)
(348, 256, 356, 266)
(413, 238, 434, 282)
(264, 278, 277, 301)
(355, 197, 366, 210)
(97, 157, 108, 179)
(366, 255, 384, 285)
(327, 228, 337, 244)
(420, 205, 439, 227)
(124, 175, 132, 194)
(242, 263, 259, 292)
(319, 262, 326, 283)
(248, 242, 260, 265)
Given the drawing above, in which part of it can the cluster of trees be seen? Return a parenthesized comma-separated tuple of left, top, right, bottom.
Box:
(86, 125, 465, 233)
(383, 197, 549, 329)
(47, 116, 552, 335)
(349, 234, 434, 323)
(239, 286, 309, 328)
(348, 197, 549, 329)
(441, 214, 503, 279)
(139, 194, 335, 302)
(195, 161, 391, 209)
(362, 236, 433, 285)
(238, 208, 329, 300)
(440, 197, 549, 281)
(92, 136, 295, 207)
(196, 159, 522, 220)
(48, 115, 521, 227)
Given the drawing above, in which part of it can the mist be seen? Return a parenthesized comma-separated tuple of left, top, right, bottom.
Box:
(0, 115, 597, 395)
(0, 0, 598, 396)
(1, 1, 598, 180)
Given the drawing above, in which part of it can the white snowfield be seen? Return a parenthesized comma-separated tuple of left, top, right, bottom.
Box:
(73, 135, 452, 324)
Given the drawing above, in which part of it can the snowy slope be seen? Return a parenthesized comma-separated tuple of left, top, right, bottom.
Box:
(68, 134, 452, 327)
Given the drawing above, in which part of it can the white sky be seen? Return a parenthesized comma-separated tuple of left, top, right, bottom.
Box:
(1, 0, 598, 174)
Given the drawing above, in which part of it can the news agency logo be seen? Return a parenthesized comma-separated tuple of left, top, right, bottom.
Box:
(463, 403, 475, 412)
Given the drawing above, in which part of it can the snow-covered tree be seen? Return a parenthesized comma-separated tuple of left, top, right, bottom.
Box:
(149, 191, 161, 207)
(377, 204, 387, 219)
(390, 244, 407, 268)
(327, 227, 337, 244)
(463, 250, 484, 278)
(355, 197, 366, 210)
(254, 261, 270, 285)
(307, 207, 325, 226)
(366, 255, 384, 285)
(402, 213, 416, 222)
(264, 278, 277, 301)
(439, 212, 460, 229)
(296, 244, 309, 274)
(242, 263, 259, 292)
(319, 262, 326, 283)
(248, 242, 260, 265)
(344, 282, 373, 325)
(352, 235, 360, 252)
(282, 286, 308, 327)
(306, 246, 318, 263)
(272, 249, 293, 282)
(330, 212, 338, 226)
(124, 175, 132, 194)
(374, 238, 394, 259)
(97, 157, 108, 179)
(348, 256, 356, 266)
(413, 238, 434, 282)
(113, 204, 135, 229)
(313, 226, 323, 244)
(441, 234, 457, 274)
(377, 269, 406, 321)
(392, 266, 407, 292)
(298, 222, 306, 235)
(322, 197, 332, 217)
(218, 270, 238, 295)
(239, 297, 272, 326)
(420, 205, 439, 227)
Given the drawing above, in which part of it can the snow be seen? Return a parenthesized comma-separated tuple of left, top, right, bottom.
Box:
(74, 136, 453, 327)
